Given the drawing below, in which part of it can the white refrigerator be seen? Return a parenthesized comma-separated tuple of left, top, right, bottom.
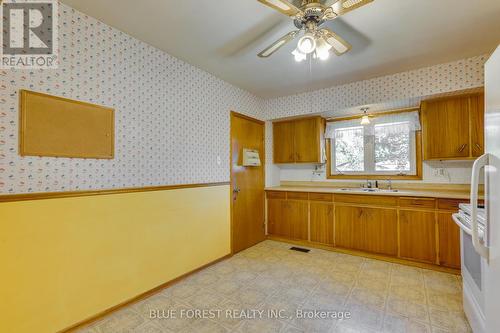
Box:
(458, 45, 500, 333)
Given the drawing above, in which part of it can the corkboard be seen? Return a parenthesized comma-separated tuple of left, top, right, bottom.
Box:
(19, 90, 114, 159)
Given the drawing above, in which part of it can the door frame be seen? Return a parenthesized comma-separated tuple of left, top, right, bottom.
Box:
(230, 111, 266, 254)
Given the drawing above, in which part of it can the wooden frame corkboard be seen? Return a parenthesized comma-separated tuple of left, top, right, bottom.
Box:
(19, 90, 115, 159)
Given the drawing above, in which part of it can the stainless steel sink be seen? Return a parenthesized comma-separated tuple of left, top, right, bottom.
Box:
(338, 188, 399, 193)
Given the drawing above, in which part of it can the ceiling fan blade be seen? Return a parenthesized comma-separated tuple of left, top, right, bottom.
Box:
(258, 30, 300, 58)
(329, 0, 373, 16)
(320, 28, 352, 55)
(257, 0, 302, 17)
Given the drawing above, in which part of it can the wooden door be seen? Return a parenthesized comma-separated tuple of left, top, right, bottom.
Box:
(335, 206, 397, 256)
(470, 93, 485, 157)
(231, 112, 265, 253)
(286, 200, 309, 241)
(273, 121, 295, 163)
(438, 212, 461, 269)
(294, 117, 320, 163)
(267, 199, 289, 238)
(310, 202, 334, 245)
(334, 205, 358, 250)
(421, 96, 471, 159)
(360, 207, 398, 256)
(399, 210, 437, 263)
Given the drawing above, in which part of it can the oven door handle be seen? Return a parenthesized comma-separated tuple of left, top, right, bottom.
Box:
(471, 153, 489, 260)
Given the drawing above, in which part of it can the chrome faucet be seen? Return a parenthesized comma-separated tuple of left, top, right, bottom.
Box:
(387, 179, 393, 190)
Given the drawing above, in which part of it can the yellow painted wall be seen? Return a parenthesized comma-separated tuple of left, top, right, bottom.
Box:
(0, 185, 230, 333)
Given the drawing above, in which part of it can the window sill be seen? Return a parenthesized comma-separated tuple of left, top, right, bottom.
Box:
(327, 174, 423, 180)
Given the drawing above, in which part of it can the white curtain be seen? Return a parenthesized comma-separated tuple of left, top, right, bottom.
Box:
(325, 111, 421, 138)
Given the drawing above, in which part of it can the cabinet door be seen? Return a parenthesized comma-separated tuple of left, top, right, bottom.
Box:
(335, 206, 397, 256)
(399, 210, 437, 263)
(438, 212, 461, 269)
(422, 96, 470, 160)
(286, 200, 309, 241)
(361, 207, 398, 256)
(267, 199, 289, 237)
(273, 121, 295, 163)
(310, 202, 334, 245)
(294, 117, 320, 163)
(470, 93, 485, 157)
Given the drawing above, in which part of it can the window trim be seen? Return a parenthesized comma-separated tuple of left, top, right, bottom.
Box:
(326, 110, 423, 180)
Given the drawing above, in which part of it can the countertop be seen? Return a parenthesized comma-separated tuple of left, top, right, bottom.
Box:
(265, 186, 475, 200)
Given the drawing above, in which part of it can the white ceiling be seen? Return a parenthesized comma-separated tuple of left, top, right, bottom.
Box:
(61, 0, 500, 98)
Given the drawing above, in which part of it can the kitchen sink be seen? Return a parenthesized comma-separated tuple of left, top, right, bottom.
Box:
(338, 188, 399, 193)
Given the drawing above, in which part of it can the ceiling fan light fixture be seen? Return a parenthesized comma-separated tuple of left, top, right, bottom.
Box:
(292, 48, 306, 62)
(297, 34, 316, 54)
(315, 38, 332, 60)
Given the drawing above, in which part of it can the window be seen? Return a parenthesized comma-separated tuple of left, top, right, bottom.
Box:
(326, 111, 422, 179)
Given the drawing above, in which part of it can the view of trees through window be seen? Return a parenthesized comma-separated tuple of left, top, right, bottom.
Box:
(334, 127, 364, 172)
(333, 121, 414, 175)
(374, 122, 411, 171)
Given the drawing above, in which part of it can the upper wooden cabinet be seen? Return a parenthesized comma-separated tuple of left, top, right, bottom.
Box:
(421, 92, 485, 160)
(273, 116, 325, 164)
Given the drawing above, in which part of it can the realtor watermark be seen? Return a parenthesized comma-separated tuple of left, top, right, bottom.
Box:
(1, 0, 58, 69)
(149, 308, 352, 321)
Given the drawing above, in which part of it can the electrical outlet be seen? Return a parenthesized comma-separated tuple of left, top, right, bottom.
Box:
(434, 168, 446, 177)
(216, 155, 221, 166)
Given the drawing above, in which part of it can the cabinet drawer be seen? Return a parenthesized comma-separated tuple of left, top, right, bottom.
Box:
(399, 197, 436, 209)
(437, 198, 467, 211)
(266, 191, 286, 199)
(287, 192, 309, 200)
(437, 198, 482, 211)
(309, 192, 333, 202)
(335, 194, 398, 206)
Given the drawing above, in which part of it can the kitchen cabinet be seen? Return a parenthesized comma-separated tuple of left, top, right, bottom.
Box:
(273, 121, 295, 163)
(470, 93, 485, 157)
(286, 200, 309, 241)
(399, 210, 437, 264)
(273, 116, 325, 164)
(265, 190, 464, 272)
(438, 212, 461, 269)
(267, 198, 289, 237)
(310, 201, 334, 245)
(335, 205, 398, 256)
(266, 191, 307, 240)
(421, 92, 485, 160)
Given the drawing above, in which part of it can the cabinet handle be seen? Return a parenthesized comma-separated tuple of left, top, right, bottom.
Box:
(458, 144, 467, 153)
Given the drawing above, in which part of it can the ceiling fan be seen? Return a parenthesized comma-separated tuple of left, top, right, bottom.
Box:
(257, 0, 373, 61)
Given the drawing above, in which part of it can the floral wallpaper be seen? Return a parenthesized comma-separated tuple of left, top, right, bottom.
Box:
(0, 4, 264, 194)
(0, 3, 490, 194)
(265, 54, 488, 119)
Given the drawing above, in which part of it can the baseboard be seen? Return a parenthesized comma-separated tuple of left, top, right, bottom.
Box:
(60, 253, 232, 333)
(267, 236, 461, 275)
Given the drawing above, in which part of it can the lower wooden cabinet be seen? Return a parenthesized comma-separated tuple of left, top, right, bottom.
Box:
(267, 198, 308, 241)
(266, 191, 463, 271)
(267, 199, 289, 237)
(286, 200, 308, 241)
(310, 202, 334, 245)
(438, 212, 461, 269)
(335, 206, 398, 256)
(399, 210, 437, 264)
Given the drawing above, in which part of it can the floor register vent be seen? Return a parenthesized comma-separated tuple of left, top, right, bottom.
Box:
(290, 247, 311, 253)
